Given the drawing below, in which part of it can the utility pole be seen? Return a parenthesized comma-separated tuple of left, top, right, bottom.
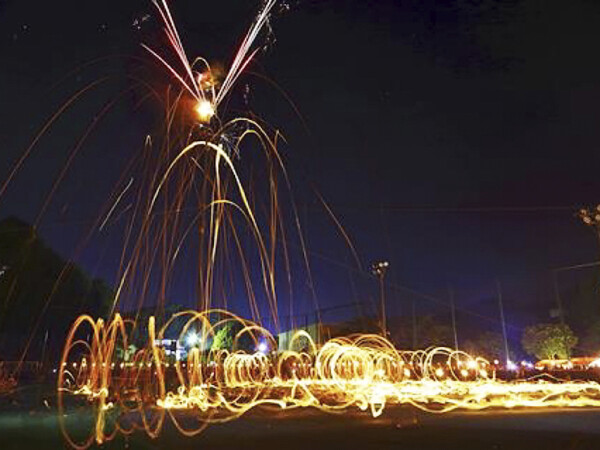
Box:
(578, 206, 600, 322)
(551, 260, 600, 326)
(371, 261, 389, 337)
(449, 287, 459, 351)
(496, 279, 510, 366)
(552, 270, 565, 325)
(411, 298, 418, 349)
(41, 330, 49, 367)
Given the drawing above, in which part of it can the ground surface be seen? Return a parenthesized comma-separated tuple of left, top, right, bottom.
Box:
(1, 385, 600, 449)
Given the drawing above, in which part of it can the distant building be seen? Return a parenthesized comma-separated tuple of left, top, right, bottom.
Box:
(153, 338, 186, 361)
(278, 323, 321, 351)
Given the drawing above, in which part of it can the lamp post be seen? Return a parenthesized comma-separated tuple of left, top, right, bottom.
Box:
(185, 331, 201, 348)
(448, 287, 459, 351)
(371, 261, 389, 337)
(496, 280, 510, 367)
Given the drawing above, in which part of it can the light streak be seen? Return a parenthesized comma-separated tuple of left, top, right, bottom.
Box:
(144, 0, 278, 123)
(46, 2, 600, 449)
(99, 177, 134, 231)
(57, 311, 600, 448)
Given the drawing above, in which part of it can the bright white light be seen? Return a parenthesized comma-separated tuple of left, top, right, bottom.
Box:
(195, 99, 215, 123)
(257, 342, 268, 353)
(186, 332, 200, 347)
(506, 360, 518, 371)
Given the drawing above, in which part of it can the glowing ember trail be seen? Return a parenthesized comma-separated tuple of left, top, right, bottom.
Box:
(57, 311, 600, 447)
(51, 1, 600, 448)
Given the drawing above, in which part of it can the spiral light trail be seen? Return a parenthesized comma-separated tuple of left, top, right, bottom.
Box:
(57, 311, 600, 448)
(50, 1, 600, 448)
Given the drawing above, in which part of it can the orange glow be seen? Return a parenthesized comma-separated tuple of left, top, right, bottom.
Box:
(57, 311, 600, 448)
(195, 99, 215, 123)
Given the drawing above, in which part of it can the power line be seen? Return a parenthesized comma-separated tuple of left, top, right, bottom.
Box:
(301, 245, 525, 331)
(295, 204, 582, 214)
(553, 261, 600, 273)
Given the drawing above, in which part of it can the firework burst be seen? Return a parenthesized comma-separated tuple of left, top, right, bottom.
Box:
(49, 1, 600, 449)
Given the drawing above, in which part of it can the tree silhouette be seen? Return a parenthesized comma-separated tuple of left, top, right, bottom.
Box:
(522, 323, 578, 360)
(0, 217, 112, 362)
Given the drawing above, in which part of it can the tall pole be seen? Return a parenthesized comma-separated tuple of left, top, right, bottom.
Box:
(41, 329, 48, 367)
(578, 205, 600, 263)
(449, 287, 459, 351)
(552, 270, 565, 325)
(371, 261, 389, 337)
(578, 206, 600, 322)
(379, 274, 386, 336)
(411, 297, 417, 348)
(496, 279, 510, 365)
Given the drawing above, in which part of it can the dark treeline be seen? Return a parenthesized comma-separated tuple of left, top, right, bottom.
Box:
(0, 216, 112, 363)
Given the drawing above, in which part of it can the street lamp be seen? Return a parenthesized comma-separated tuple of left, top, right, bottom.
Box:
(185, 331, 201, 348)
(371, 260, 389, 337)
(257, 341, 268, 354)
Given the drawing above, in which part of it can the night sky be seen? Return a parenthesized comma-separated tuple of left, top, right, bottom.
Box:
(2, 0, 600, 338)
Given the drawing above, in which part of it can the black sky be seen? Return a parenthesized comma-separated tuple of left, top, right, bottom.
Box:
(2, 0, 600, 335)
